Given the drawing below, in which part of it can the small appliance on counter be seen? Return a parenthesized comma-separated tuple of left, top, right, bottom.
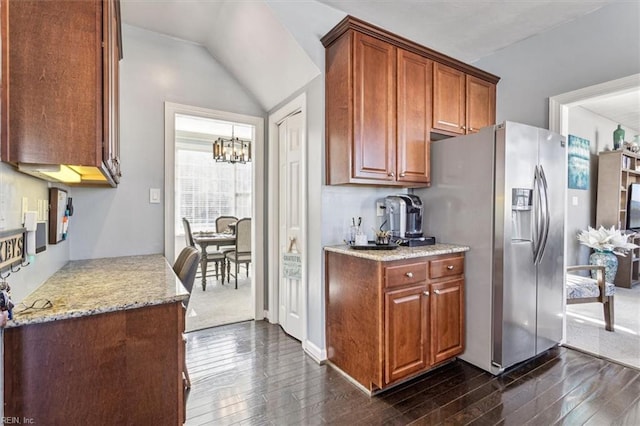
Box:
(383, 194, 435, 247)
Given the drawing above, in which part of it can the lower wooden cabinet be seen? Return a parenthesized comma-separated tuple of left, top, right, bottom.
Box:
(4, 302, 185, 424)
(326, 250, 465, 392)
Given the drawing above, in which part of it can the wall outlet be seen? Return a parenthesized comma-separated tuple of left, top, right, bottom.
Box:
(376, 201, 385, 217)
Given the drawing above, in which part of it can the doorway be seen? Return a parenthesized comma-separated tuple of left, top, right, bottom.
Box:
(550, 73, 640, 369)
(164, 102, 265, 329)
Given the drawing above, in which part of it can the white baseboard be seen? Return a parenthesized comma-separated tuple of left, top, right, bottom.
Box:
(303, 339, 327, 364)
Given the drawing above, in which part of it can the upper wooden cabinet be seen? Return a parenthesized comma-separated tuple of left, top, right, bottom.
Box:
(323, 16, 499, 187)
(433, 63, 497, 136)
(1, 0, 122, 186)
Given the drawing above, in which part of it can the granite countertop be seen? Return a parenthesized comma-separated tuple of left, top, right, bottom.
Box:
(324, 243, 469, 261)
(7, 254, 189, 328)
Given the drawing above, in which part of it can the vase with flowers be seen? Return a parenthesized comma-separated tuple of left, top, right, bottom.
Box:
(577, 226, 639, 283)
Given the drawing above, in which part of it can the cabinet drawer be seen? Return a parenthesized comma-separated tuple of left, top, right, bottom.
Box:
(429, 256, 464, 279)
(385, 262, 427, 288)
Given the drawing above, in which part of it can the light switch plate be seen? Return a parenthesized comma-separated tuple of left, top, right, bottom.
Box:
(149, 188, 161, 204)
(572, 196, 578, 206)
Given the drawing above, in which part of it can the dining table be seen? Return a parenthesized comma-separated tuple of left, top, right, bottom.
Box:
(192, 232, 236, 290)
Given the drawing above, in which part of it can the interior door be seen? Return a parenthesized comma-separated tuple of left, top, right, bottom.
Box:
(278, 111, 304, 341)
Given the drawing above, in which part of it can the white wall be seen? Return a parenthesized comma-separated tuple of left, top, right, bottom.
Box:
(0, 164, 69, 302)
(473, 1, 640, 129)
(69, 25, 264, 260)
(566, 107, 637, 266)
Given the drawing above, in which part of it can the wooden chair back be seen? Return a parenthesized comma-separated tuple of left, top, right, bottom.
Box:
(182, 217, 195, 247)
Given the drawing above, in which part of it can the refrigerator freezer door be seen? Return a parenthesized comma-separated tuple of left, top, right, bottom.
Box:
(535, 129, 566, 353)
(492, 122, 539, 370)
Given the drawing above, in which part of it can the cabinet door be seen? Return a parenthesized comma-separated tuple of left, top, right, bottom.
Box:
(430, 278, 464, 364)
(103, 0, 121, 182)
(466, 75, 496, 134)
(397, 49, 431, 184)
(353, 32, 396, 181)
(433, 63, 465, 135)
(385, 285, 429, 384)
(3, 0, 102, 166)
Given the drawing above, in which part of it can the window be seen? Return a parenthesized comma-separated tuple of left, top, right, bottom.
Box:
(175, 114, 253, 234)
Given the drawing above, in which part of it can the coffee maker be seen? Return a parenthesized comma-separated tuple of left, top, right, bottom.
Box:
(383, 194, 435, 246)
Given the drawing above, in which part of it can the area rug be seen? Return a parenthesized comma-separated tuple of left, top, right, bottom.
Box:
(565, 286, 640, 369)
(185, 271, 253, 332)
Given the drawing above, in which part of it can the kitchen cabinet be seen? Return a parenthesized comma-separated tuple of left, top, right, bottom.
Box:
(433, 63, 496, 136)
(325, 245, 466, 393)
(322, 16, 498, 187)
(3, 255, 187, 424)
(1, 0, 122, 186)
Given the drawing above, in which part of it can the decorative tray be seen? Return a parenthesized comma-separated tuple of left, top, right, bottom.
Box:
(349, 242, 399, 250)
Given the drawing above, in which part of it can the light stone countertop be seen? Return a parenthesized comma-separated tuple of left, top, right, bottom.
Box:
(7, 254, 188, 328)
(324, 243, 469, 261)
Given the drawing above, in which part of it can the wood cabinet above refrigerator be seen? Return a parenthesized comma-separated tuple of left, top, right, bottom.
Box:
(1, 0, 123, 187)
(322, 16, 499, 187)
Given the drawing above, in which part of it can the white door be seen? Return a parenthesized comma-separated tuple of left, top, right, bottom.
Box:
(278, 111, 305, 341)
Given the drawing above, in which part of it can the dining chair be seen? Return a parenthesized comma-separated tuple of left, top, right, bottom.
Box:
(172, 246, 201, 390)
(225, 217, 251, 289)
(216, 215, 238, 234)
(182, 217, 226, 284)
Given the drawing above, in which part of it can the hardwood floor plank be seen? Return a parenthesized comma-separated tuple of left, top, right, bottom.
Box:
(463, 349, 599, 425)
(184, 321, 639, 426)
(555, 367, 640, 425)
(583, 374, 640, 426)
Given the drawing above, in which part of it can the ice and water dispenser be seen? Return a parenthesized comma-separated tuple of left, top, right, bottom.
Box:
(511, 188, 533, 241)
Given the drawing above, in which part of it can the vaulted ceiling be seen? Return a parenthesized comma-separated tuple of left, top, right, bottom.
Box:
(121, 0, 637, 130)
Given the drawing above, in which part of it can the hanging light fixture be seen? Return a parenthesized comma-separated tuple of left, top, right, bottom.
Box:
(212, 136, 252, 164)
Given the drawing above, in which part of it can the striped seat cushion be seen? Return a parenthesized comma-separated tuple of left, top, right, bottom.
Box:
(566, 273, 615, 299)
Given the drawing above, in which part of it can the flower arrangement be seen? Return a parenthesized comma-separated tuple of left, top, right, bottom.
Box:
(577, 226, 639, 256)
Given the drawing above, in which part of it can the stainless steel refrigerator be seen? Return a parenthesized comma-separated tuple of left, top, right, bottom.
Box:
(420, 121, 566, 374)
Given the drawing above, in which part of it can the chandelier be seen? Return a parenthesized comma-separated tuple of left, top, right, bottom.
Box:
(212, 137, 252, 164)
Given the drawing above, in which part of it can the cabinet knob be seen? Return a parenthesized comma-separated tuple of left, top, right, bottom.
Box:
(434, 289, 441, 295)
(405, 272, 414, 278)
(423, 291, 430, 296)
(446, 265, 454, 270)
(469, 127, 475, 132)
(388, 172, 395, 178)
(461, 125, 467, 130)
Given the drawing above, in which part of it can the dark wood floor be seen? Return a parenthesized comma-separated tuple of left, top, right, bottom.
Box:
(185, 321, 640, 425)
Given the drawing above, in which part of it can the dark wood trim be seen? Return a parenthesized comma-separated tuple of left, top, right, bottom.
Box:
(321, 15, 500, 84)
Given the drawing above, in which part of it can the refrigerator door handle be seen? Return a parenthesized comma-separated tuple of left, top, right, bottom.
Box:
(536, 165, 551, 264)
(532, 166, 541, 261)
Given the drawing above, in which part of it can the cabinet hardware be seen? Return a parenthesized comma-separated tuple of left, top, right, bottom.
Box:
(446, 265, 454, 270)
(434, 289, 441, 295)
(388, 172, 395, 177)
(469, 127, 475, 132)
(461, 125, 467, 130)
(399, 172, 406, 177)
(405, 272, 413, 278)
(423, 291, 430, 296)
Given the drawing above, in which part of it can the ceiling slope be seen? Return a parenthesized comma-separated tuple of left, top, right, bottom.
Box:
(121, 0, 320, 111)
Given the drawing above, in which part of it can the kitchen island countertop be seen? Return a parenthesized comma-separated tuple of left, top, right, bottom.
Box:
(324, 242, 469, 262)
(7, 254, 188, 328)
